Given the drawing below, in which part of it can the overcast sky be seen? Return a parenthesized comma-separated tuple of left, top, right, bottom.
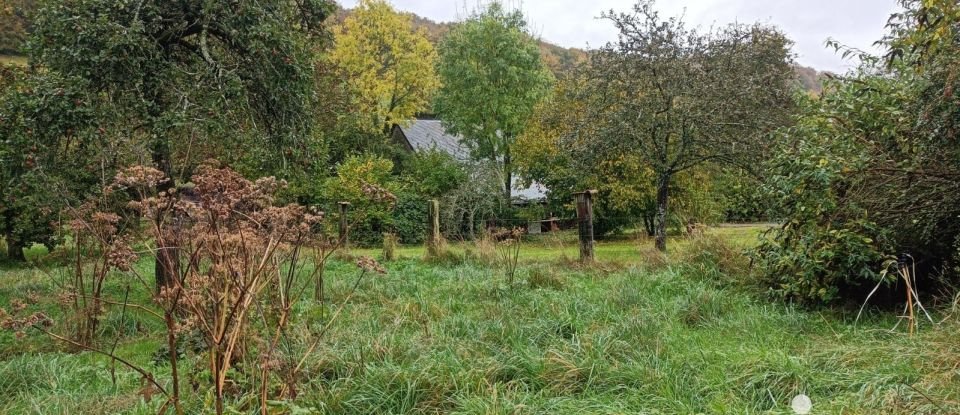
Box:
(337, 0, 902, 73)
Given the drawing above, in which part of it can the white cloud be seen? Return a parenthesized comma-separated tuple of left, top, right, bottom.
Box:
(336, 0, 901, 72)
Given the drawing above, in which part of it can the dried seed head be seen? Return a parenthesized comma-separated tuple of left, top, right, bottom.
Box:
(356, 256, 386, 274)
(113, 166, 168, 189)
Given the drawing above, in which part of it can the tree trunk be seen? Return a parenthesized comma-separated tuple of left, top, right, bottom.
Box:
(643, 214, 656, 237)
(654, 173, 670, 252)
(5, 233, 26, 261)
(152, 136, 178, 291)
(503, 147, 512, 202)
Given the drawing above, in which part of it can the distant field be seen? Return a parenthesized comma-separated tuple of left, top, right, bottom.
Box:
(352, 223, 773, 263)
(0, 54, 27, 66)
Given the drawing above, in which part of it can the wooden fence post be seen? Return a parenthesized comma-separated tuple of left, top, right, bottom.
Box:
(338, 202, 350, 249)
(427, 199, 441, 256)
(574, 190, 597, 263)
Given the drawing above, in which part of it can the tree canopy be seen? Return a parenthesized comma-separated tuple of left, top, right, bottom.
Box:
(1, 0, 335, 267)
(434, 2, 553, 200)
(330, 0, 439, 133)
(26, 0, 334, 178)
(571, 1, 795, 250)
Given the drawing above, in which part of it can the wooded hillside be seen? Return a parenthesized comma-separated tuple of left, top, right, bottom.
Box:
(3, 2, 821, 89)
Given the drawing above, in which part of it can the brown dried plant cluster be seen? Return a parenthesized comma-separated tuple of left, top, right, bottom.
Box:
(2, 161, 381, 415)
(493, 227, 524, 286)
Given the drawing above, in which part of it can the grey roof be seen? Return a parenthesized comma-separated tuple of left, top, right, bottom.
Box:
(397, 118, 548, 202)
(397, 119, 470, 161)
(512, 178, 548, 203)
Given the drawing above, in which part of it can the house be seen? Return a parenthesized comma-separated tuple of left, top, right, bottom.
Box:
(390, 117, 471, 161)
(391, 117, 553, 233)
(390, 117, 548, 205)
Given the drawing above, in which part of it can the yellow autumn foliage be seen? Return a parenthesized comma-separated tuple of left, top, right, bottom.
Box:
(331, 0, 439, 133)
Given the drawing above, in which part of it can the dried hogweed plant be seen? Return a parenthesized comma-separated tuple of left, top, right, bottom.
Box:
(134, 162, 384, 414)
(493, 227, 524, 286)
(3, 162, 383, 415)
(62, 198, 139, 347)
(123, 162, 330, 415)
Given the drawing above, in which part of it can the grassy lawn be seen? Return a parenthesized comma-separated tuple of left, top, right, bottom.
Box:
(1, 225, 958, 413)
(352, 224, 772, 263)
(0, 54, 28, 66)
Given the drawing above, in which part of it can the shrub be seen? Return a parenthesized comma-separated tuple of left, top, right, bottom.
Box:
(324, 154, 399, 246)
(441, 161, 503, 240)
(753, 105, 895, 305)
(751, 220, 892, 304)
(399, 149, 467, 198)
(390, 191, 426, 244)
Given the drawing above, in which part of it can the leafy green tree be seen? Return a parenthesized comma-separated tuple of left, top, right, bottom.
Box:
(514, 78, 654, 236)
(435, 2, 553, 200)
(331, 0, 439, 133)
(399, 149, 467, 198)
(11, 0, 334, 276)
(754, 0, 960, 303)
(516, 74, 731, 237)
(574, 1, 794, 251)
(26, 0, 333, 181)
(0, 66, 100, 261)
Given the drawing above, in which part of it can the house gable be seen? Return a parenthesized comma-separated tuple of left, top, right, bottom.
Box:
(394, 117, 547, 203)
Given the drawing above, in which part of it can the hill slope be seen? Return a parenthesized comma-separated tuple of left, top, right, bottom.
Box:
(349, 8, 822, 89)
(3, 3, 822, 90)
(332, 7, 587, 75)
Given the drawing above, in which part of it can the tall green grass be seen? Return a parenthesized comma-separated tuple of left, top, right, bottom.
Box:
(0, 226, 957, 413)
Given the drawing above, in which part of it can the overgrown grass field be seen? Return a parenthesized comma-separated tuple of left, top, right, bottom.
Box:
(1, 226, 958, 414)
(0, 54, 27, 66)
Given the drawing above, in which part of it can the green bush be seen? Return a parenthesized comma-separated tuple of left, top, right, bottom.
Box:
(320, 150, 466, 247)
(324, 154, 399, 247)
(751, 220, 891, 304)
(390, 192, 427, 244)
(751, 99, 894, 304)
(399, 149, 466, 198)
